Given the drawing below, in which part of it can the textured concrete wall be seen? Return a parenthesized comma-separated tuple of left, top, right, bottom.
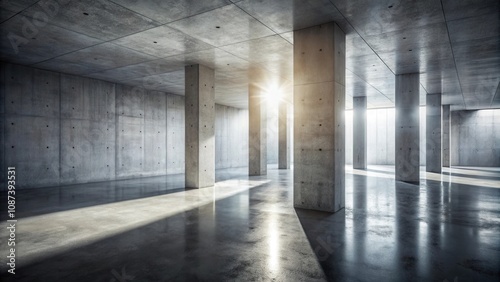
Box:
(346, 107, 426, 166)
(293, 22, 345, 212)
(442, 105, 451, 167)
(144, 91, 168, 175)
(353, 97, 367, 169)
(248, 74, 267, 176)
(1, 62, 248, 189)
(278, 101, 290, 169)
(395, 73, 420, 183)
(3, 64, 61, 188)
(61, 74, 116, 183)
(166, 94, 185, 174)
(115, 85, 168, 179)
(367, 109, 395, 165)
(426, 94, 442, 172)
(345, 110, 353, 165)
(267, 101, 279, 165)
(215, 104, 248, 169)
(451, 109, 500, 167)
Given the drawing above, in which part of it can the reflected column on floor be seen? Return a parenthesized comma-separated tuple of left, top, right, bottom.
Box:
(426, 94, 442, 173)
(442, 105, 450, 167)
(185, 64, 215, 188)
(293, 22, 345, 212)
(353, 96, 367, 169)
(395, 73, 420, 183)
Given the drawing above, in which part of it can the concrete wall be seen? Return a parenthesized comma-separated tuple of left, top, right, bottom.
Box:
(3, 64, 62, 188)
(61, 74, 116, 183)
(166, 94, 185, 174)
(346, 107, 426, 166)
(215, 104, 248, 169)
(1, 62, 248, 189)
(267, 101, 279, 164)
(451, 109, 500, 167)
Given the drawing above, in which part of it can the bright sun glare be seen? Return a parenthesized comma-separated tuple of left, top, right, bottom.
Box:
(264, 84, 282, 105)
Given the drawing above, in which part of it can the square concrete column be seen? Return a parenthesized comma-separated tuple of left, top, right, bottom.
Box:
(426, 94, 442, 173)
(395, 73, 420, 183)
(442, 104, 451, 167)
(293, 22, 345, 212)
(353, 96, 367, 169)
(278, 100, 290, 169)
(185, 64, 215, 188)
(248, 72, 267, 176)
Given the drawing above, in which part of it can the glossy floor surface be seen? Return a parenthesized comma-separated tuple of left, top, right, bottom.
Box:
(1, 166, 499, 281)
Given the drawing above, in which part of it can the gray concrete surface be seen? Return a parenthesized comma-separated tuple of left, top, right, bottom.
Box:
(115, 84, 146, 179)
(451, 109, 500, 167)
(442, 105, 451, 167)
(353, 97, 367, 169)
(248, 71, 267, 176)
(61, 74, 116, 183)
(2, 1, 497, 110)
(1, 166, 499, 281)
(366, 108, 396, 165)
(293, 22, 345, 212)
(0, 62, 252, 189)
(184, 64, 215, 188)
(3, 64, 61, 188)
(278, 100, 290, 169)
(395, 73, 420, 183)
(266, 100, 279, 165)
(166, 94, 185, 174)
(215, 104, 248, 169)
(346, 107, 427, 166)
(426, 94, 442, 173)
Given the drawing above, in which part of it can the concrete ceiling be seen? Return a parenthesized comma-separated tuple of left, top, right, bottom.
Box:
(1, 0, 498, 110)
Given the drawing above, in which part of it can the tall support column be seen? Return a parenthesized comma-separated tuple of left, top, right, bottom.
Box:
(426, 94, 442, 173)
(278, 100, 290, 169)
(442, 105, 451, 167)
(248, 72, 267, 176)
(185, 64, 215, 188)
(395, 73, 420, 183)
(353, 96, 367, 169)
(293, 22, 345, 212)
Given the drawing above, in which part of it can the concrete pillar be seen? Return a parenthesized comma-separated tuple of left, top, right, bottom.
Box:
(293, 22, 345, 212)
(248, 72, 267, 176)
(395, 73, 420, 183)
(278, 100, 290, 169)
(442, 105, 451, 167)
(353, 96, 367, 169)
(426, 94, 442, 173)
(185, 64, 215, 188)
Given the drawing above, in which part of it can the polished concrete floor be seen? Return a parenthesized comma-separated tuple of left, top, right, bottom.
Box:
(1, 165, 499, 281)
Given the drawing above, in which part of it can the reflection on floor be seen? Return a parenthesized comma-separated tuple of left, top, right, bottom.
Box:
(1, 166, 499, 281)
